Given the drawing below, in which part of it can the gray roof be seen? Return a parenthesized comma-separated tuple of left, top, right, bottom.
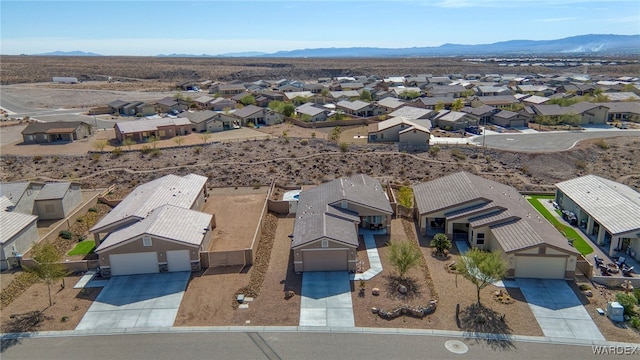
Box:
(0, 182, 40, 214)
(108, 100, 129, 108)
(232, 104, 263, 118)
(295, 103, 326, 117)
(389, 106, 432, 120)
(377, 97, 405, 109)
(22, 121, 88, 135)
(0, 209, 38, 245)
(596, 101, 640, 114)
(292, 174, 392, 248)
(473, 95, 519, 105)
(414, 172, 576, 254)
(494, 110, 519, 119)
(556, 175, 640, 235)
(156, 97, 178, 107)
(416, 97, 455, 106)
(116, 117, 190, 133)
(178, 110, 217, 124)
(461, 105, 496, 116)
(0, 182, 30, 205)
(35, 182, 72, 201)
(91, 174, 207, 233)
(337, 100, 370, 111)
(96, 204, 212, 252)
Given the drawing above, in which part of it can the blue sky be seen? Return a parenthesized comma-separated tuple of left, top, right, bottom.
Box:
(1, 0, 639, 55)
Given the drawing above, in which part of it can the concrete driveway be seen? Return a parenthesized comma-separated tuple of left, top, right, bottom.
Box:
(76, 272, 190, 331)
(516, 279, 604, 341)
(299, 271, 354, 327)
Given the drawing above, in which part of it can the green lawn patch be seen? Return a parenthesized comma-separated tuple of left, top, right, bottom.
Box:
(527, 196, 594, 256)
(67, 240, 96, 256)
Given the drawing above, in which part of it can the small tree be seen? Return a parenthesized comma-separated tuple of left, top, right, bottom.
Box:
(388, 241, 421, 279)
(240, 94, 256, 106)
(457, 248, 507, 305)
(430, 233, 452, 256)
(360, 89, 372, 102)
(92, 140, 108, 151)
(397, 186, 413, 208)
(283, 103, 295, 117)
(434, 101, 445, 112)
(25, 243, 69, 306)
(200, 132, 212, 144)
(451, 98, 464, 111)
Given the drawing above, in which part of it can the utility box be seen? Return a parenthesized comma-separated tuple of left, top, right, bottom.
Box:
(607, 302, 624, 322)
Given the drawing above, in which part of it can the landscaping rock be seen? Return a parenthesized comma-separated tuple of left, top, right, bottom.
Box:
(372, 287, 380, 296)
(398, 285, 407, 294)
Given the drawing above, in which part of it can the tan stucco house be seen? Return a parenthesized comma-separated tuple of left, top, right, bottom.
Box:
(291, 174, 392, 272)
(414, 172, 578, 279)
(91, 174, 211, 277)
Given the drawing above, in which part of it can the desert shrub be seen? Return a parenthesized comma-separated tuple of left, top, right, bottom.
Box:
(451, 148, 466, 160)
(634, 289, 640, 304)
(194, 146, 202, 155)
(311, 132, 316, 138)
(594, 139, 609, 149)
(59, 230, 73, 240)
(111, 147, 123, 158)
(578, 284, 591, 291)
(429, 145, 440, 156)
(615, 293, 637, 316)
(140, 145, 152, 154)
(630, 316, 640, 330)
(91, 153, 101, 161)
(339, 142, 348, 152)
(299, 139, 309, 146)
(247, 122, 255, 128)
(150, 148, 161, 157)
(32, 155, 43, 163)
(88, 207, 98, 213)
(575, 160, 587, 170)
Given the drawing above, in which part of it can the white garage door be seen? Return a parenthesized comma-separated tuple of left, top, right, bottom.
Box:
(515, 256, 566, 279)
(109, 252, 158, 276)
(167, 250, 192, 272)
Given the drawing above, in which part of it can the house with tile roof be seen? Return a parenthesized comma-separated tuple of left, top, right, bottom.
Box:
(414, 172, 579, 279)
(291, 174, 392, 272)
(21, 121, 92, 144)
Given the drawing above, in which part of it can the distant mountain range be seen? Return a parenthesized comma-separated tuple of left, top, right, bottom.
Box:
(33, 50, 102, 56)
(30, 34, 639, 58)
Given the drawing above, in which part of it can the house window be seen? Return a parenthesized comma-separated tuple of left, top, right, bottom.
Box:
(143, 236, 152, 247)
(44, 204, 55, 213)
(321, 240, 329, 248)
(477, 233, 485, 245)
(341, 201, 348, 209)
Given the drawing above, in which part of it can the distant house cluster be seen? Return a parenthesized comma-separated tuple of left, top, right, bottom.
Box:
(94, 71, 638, 145)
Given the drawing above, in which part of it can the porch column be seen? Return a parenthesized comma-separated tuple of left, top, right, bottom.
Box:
(446, 221, 453, 236)
(609, 236, 621, 257)
(93, 232, 101, 245)
(597, 225, 605, 246)
(586, 215, 594, 235)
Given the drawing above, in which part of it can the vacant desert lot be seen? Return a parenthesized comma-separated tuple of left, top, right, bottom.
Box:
(203, 187, 269, 252)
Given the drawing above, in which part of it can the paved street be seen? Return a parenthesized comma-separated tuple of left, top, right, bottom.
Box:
(471, 130, 640, 152)
(2, 330, 632, 360)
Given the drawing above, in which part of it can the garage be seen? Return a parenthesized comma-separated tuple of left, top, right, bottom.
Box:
(109, 252, 158, 276)
(515, 256, 566, 279)
(302, 249, 348, 272)
(167, 250, 192, 272)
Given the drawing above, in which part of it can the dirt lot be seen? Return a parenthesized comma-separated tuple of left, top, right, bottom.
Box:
(204, 187, 269, 251)
(2, 56, 637, 86)
(0, 276, 100, 332)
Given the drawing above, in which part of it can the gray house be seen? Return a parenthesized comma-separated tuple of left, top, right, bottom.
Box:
(0, 196, 38, 270)
(22, 121, 92, 144)
(33, 182, 82, 220)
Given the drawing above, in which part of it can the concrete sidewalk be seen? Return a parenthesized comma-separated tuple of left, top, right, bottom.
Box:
(300, 271, 354, 327)
(351, 229, 384, 281)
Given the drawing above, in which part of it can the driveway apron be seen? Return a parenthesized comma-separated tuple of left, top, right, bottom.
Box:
(299, 271, 354, 327)
(76, 272, 190, 331)
(516, 278, 604, 341)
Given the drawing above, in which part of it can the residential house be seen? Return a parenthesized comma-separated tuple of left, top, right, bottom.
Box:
(391, 87, 422, 99)
(601, 92, 640, 102)
(521, 95, 550, 106)
(156, 97, 188, 114)
(91, 174, 212, 277)
(211, 83, 247, 96)
(557, 84, 596, 96)
(388, 106, 434, 120)
(475, 85, 513, 97)
(284, 91, 314, 102)
(209, 97, 237, 111)
(291, 174, 392, 272)
(178, 110, 218, 132)
(427, 76, 452, 85)
(461, 105, 497, 125)
(412, 97, 456, 110)
(295, 103, 329, 122)
(424, 85, 467, 98)
(194, 95, 215, 110)
(432, 110, 477, 130)
(232, 104, 282, 126)
(22, 121, 92, 144)
(0, 182, 44, 215)
(114, 117, 191, 143)
(470, 95, 520, 110)
(368, 117, 431, 146)
(532, 102, 609, 125)
(336, 100, 382, 117)
(492, 110, 530, 128)
(107, 100, 129, 115)
(0, 196, 38, 270)
(303, 83, 326, 94)
(413, 172, 579, 279)
(329, 90, 361, 101)
(555, 175, 640, 260)
(597, 102, 640, 122)
(376, 97, 406, 113)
